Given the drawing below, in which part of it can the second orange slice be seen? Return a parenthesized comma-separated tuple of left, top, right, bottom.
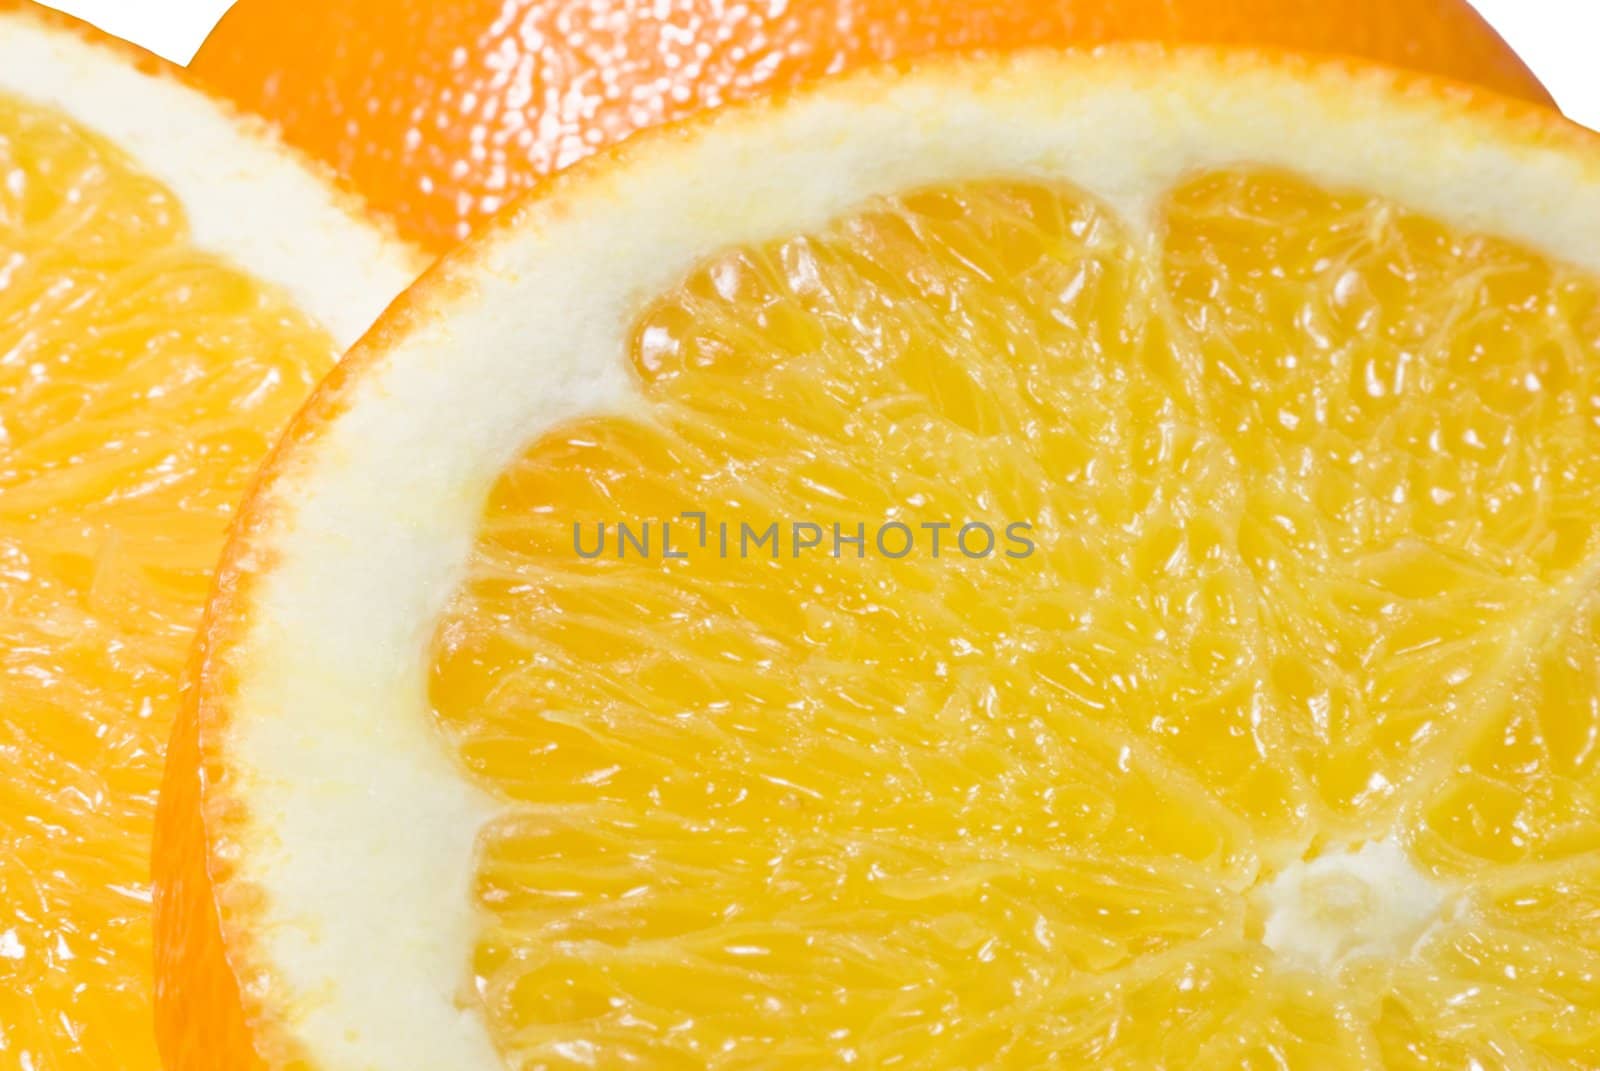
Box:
(0, 4, 420, 1066)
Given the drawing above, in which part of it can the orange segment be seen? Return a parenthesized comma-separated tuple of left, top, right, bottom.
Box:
(191, 0, 1550, 251)
(1159, 170, 1600, 822)
(1415, 589, 1600, 870)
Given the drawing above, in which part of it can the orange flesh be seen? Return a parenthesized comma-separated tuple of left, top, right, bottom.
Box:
(0, 91, 338, 1069)
(432, 173, 1600, 1067)
(191, 0, 1550, 252)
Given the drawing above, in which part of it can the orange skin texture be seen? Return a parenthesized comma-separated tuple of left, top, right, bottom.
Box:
(152, 43, 1592, 1070)
(190, 0, 1551, 253)
(154, 643, 260, 1071)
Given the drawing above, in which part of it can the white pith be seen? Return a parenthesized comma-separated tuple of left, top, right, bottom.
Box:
(0, 7, 420, 348)
(204, 52, 1600, 1070)
(1256, 838, 1450, 975)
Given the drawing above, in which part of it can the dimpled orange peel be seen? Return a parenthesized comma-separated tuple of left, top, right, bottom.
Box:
(0, 3, 421, 1067)
(190, 0, 1551, 252)
(156, 46, 1600, 1071)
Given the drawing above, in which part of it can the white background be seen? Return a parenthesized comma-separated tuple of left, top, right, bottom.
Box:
(42, 0, 231, 67)
(30, 0, 1600, 133)
(1470, 0, 1600, 129)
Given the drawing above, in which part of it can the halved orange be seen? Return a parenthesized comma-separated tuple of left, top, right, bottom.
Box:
(157, 49, 1600, 1070)
(190, 0, 1551, 251)
(0, 4, 421, 1067)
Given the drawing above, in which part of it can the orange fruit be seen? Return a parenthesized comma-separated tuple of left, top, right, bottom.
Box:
(191, 0, 1552, 252)
(0, 3, 420, 1068)
(156, 48, 1600, 1071)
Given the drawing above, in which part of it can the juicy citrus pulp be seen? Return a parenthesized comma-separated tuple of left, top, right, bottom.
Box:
(0, 85, 338, 1071)
(0, 7, 416, 1068)
(191, 0, 1549, 250)
(155, 52, 1600, 1071)
(429, 169, 1600, 1068)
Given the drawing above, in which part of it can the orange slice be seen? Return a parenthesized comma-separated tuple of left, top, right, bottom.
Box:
(190, 0, 1551, 251)
(159, 49, 1600, 1070)
(0, 4, 421, 1067)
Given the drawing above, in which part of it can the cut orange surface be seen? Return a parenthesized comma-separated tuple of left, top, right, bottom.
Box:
(157, 50, 1600, 1070)
(0, 4, 420, 1068)
(190, 0, 1551, 252)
